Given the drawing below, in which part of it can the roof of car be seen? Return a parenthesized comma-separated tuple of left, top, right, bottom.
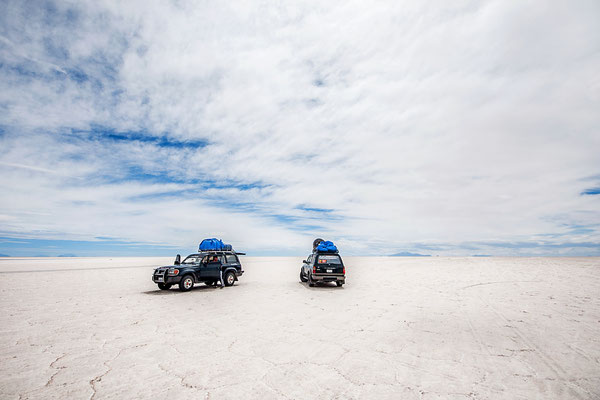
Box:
(186, 251, 245, 257)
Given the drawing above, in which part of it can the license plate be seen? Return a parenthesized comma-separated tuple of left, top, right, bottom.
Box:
(327, 269, 332, 273)
(156, 277, 164, 282)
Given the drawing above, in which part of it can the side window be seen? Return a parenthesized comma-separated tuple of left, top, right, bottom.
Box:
(225, 254, 238, 264)
(203, 255, 221, 263)
(219, 255, 226, 264)
(201, 255, 209, 264)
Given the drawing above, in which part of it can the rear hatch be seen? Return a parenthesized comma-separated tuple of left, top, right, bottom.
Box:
(314, 254, 344, 275)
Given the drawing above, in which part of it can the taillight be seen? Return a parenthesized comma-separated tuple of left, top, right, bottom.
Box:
(343, 267, 345, 274)
(312, 266, 316, 273)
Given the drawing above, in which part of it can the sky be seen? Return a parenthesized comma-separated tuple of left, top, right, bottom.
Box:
(0, 0, 599, 257)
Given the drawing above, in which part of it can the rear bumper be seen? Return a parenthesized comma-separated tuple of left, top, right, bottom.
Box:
(311, 274, 345, 283)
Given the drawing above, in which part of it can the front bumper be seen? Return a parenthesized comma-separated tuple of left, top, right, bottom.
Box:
(311, 274, 345, 283)
(152, 271, 181, 284)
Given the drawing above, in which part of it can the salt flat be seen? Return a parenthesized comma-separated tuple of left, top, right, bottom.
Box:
(0, 256, 598, 399)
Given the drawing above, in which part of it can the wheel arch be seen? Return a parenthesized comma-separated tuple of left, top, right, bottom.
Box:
(223, 267, 239, 280)
(177, 268, 196, 280)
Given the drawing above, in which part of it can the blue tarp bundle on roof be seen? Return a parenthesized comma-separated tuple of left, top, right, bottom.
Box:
(316, 240, 338, 253)
(199, 238, 232, 251)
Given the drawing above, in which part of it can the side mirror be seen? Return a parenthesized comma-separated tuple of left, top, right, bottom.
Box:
(174, 254, 181, 265)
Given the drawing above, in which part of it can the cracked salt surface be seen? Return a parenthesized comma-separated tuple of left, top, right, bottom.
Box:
(1, 256, 599, 399)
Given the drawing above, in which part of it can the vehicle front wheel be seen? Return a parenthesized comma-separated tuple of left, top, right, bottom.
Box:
(179, 275, 195, 291)
(224, 271, 236, 287)
(336, 281, 343, 287)
(158, 283, 172, 290)
(300, 270, 308, 282)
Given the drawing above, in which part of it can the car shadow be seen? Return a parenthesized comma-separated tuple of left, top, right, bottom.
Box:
(298, 281, 344, 290)
(142, 285, 219, 295)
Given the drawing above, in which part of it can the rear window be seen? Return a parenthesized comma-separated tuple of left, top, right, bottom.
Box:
(317, 255, 341, 264)
(225, 254, 238, 264)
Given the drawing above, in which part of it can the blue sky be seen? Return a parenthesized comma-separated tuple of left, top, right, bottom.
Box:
(0, 0, 599, 257)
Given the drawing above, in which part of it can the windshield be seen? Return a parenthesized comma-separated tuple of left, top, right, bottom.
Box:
(317, 255, 342, 264)
(182, 255, 201, 264)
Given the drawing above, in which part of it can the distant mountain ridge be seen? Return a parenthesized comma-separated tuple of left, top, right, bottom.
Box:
(390, 252, 431, 257)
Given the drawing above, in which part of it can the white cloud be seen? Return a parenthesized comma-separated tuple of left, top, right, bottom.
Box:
(0, 0, 599, 255)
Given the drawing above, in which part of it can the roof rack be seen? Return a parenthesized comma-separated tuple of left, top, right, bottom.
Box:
(198, 250, 246, 255)
(313, 249, 339, 254)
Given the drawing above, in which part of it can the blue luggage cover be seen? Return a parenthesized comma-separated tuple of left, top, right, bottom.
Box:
(199, 238, 232, 252)
(316, 241, 338, 253)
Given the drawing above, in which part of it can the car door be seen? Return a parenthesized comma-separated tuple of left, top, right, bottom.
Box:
(204, 255, 222, 279)
(198, 255, 213, 280)
(316, 254, 343, 274)
(303, 254, 312, 275)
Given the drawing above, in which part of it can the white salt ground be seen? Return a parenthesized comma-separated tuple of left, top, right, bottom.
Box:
(0, 256, 598, 399)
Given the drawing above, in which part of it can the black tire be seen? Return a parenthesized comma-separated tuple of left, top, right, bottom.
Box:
(336, 281, 343, 287)
(312, 238, 324, 251)
(179, 275, 195, 291)
(158, 283, 172, 290)
(308, 273, 315, 287)
(300, 270, 308, 282)
(224, 271, 236, 287)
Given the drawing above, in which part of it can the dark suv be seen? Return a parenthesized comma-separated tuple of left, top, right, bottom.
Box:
(300, 239, 345, 287)
(152, 251, 244, 291)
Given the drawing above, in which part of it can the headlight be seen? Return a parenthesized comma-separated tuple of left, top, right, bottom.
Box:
(168, 268, 179, 275)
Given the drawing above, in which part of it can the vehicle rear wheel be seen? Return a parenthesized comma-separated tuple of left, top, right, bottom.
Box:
(158, 283, 172, 290)
(179, 275, 195, 291)
(300, 270, 308, 282)
(224, 271, 236, 287)
(308, 273, 315, 287)
(336, 281, 343, 287)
